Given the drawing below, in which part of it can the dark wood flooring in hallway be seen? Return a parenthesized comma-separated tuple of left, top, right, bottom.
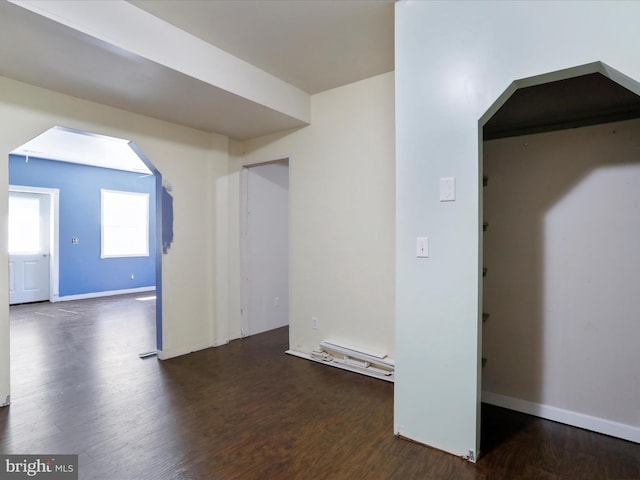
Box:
(1, 294, 639, 479)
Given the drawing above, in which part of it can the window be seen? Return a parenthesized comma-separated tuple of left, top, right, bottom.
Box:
(101, 189, 149, 258)
(9, 195, 40, 254)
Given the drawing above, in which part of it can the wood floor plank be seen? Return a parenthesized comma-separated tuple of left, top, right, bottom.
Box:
(2, 294, 639, 479)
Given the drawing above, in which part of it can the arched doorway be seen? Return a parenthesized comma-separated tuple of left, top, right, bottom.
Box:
(480, 62, 640, 445)
(8, 126, 164, 351)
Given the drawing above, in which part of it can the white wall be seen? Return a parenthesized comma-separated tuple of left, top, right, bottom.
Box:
(245, 161, 289, 336)
(0, 75, 230, 402)
(483, 119, 640, 441)
(227, 72, 395, 358)
(156, 129, 228, 359)
(395, 0, 640, 458)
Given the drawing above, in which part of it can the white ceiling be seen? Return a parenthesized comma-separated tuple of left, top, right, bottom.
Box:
(11, 126, 152, 175)
(0, 0, 394, 172)
(128, 0, 395, 95)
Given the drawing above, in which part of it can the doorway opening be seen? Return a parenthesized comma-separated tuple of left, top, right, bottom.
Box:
(8, 126, 163, 352)
(480, 62, 640, 445)
(241, 159, 290, 337)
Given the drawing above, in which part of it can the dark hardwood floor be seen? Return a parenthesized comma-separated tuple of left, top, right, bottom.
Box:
(1, 294, 639, 479)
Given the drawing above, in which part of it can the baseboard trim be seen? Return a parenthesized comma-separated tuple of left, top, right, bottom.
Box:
(482, 391, 640, 444)
(393, 425, 476, 463)
(57, 286, 156, 302)
(213, 338, 230, 347)
(157, 342, 213, 360)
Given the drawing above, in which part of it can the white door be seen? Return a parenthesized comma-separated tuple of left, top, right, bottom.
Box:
(9, 191, 51, 304)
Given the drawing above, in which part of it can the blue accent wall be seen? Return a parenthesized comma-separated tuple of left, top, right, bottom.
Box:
(9, 154, 156, 298)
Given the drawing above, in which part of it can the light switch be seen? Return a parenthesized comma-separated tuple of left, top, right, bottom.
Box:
(416, 237, 428, 258)
(440, 176, 456, 201)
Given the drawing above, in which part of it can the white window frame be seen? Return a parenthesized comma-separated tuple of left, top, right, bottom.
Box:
(101, 189, 149, 258)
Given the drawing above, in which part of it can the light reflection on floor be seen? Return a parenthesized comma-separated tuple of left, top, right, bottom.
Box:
(5, 293, 158, 465)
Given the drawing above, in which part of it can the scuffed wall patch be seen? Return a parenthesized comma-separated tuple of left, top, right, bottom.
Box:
(162, 185, 174, 253)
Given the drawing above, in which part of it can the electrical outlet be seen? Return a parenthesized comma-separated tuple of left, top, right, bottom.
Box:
(274, 296, 280, 307)
(312, 317, 319, 330)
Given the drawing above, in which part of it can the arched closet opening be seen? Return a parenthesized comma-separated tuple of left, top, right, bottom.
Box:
(481, 62, 640, 444)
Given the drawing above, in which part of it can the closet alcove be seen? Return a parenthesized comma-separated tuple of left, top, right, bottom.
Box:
(480, 64, 640, 444)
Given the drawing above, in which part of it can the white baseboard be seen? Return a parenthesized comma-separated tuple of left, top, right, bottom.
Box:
(482, 391, 640, 444)
(157, 333, 240, 361)
(213, 338, 230, 347)
(394, 425, 476, 462)
(157, 342, 214, 360)
(56, 286, 156, 302)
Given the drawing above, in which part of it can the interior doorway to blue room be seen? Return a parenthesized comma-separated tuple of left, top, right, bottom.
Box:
(8, 126, 163, 352)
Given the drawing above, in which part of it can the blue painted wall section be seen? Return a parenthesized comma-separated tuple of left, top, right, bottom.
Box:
(9, 154, 156, 297)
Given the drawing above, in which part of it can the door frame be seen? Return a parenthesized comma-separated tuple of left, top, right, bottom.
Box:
(240, 158, 291, 337)
(9, 185, 60, 303)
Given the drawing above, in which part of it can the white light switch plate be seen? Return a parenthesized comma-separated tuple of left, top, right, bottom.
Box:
(440, 176, 456, 201)
(416, 237, 429, 258)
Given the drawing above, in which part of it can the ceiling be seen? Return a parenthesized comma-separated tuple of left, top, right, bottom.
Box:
(0, 0, 394, 172)
(129, 0, 395, 95)
(0, 1, 394, 137)
(4, 3, 640, 172)
(11, 126, 152, 175)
